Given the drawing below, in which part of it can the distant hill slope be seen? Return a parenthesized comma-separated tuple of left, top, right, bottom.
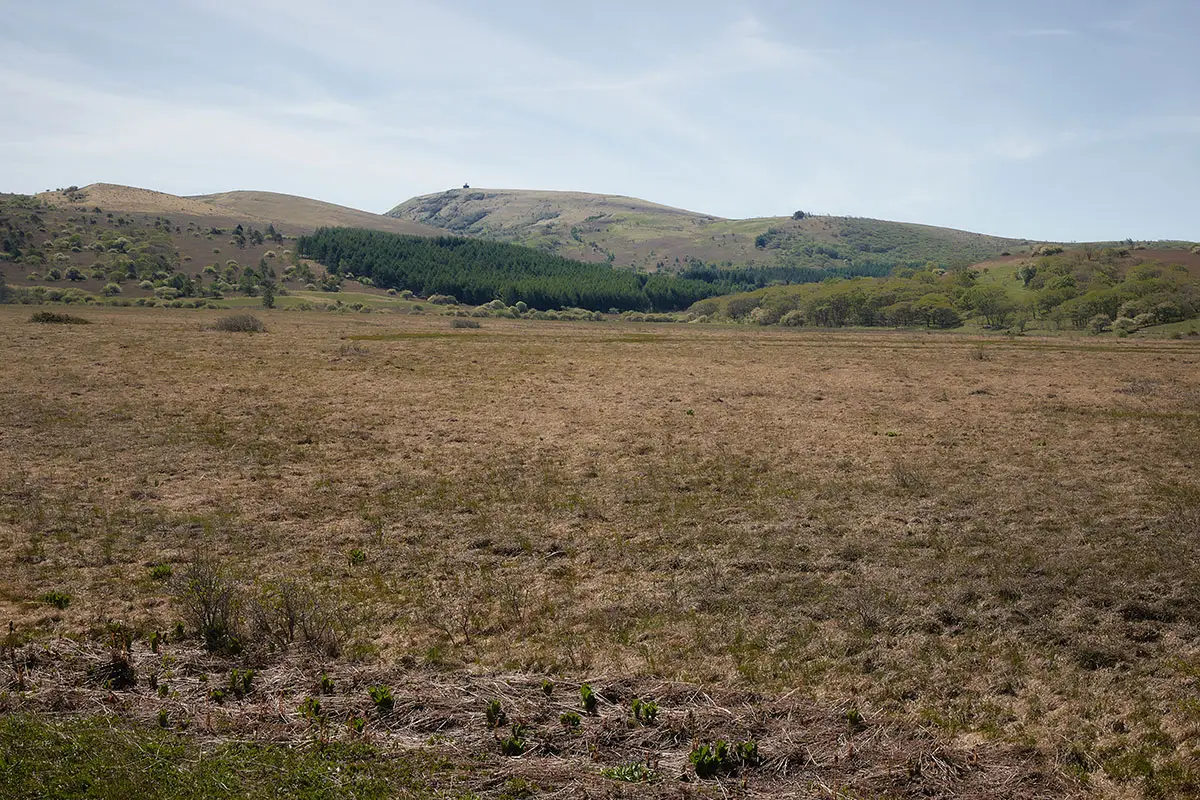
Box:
(35, 184, 437, 237)
(38, 184, 245, 219)
(193, 190, 442, 237)
(388, 187, 1034, 272)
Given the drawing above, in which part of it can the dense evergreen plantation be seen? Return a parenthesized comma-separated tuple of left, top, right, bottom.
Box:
(297, 228, 722, 312)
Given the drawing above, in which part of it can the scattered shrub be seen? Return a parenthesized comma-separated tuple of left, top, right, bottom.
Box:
(247, 577, 345, 656)
(175, 558, 242, 654)
(450, 318, 481, 329)
(149, 564, 173, 580)
(39, 590, 71, 609)
(30, 311, 89, 325)
(211, 313, 266, 333)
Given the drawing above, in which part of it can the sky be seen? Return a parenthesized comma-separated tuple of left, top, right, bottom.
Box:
(1, 0, 1197, 241)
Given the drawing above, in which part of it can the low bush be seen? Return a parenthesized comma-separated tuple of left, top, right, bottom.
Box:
(39, 590, 71, 609)
(175, 559, 242, 654)
(450, 318, 481, 329)
(30, 311, 90, 325)
(211, 313, 266, 333)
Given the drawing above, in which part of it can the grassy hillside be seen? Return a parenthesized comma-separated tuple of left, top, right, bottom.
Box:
(0, 187, 460, 313)
(388, 187, 1033, 274)
(192, 190, 442, 237)
(36, 183, 434, 237)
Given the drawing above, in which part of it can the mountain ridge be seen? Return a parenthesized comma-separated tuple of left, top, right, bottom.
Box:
(387, 187, 1035, 273)
(34, 183, 437, 237)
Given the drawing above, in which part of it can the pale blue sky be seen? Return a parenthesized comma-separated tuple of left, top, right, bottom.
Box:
(2, 1, 1197, 240)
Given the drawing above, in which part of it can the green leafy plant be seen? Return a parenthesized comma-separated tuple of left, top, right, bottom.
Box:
(580, 683, 598, 715)
(349, 716, 366, 735)
(157, 709, 169, 728)
(298, 696, 322, 721)
(499, 724, 527, 757)
(846, 707, 867, 733)
(631, 697, 658, 724)
(736, 739, 761, 765)
(689, 739, 760, 778)
(690, 741, 730, 778)
(39, 590, 71, 610)
(485, 699, 506, 728)
(348, 548, 367, 566)
(601, 761, 656, 782)
(560, 711, 582, 732)
(150, 564, 173, 580)
(541, 679, 554, 696)
(319, 674, 335, 695)
(368, 685, 394, 714)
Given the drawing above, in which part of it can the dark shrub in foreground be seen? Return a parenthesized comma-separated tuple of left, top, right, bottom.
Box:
(30, 311, 90, 325)
(212, 313, 266, 333)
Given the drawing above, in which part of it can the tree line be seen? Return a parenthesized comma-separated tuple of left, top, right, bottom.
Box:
(298, 227, 722, 312)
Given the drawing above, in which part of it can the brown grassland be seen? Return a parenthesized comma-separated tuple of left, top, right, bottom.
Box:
(2, 306, 1200, 798)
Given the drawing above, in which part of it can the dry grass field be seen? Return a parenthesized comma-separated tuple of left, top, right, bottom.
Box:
(3, 306, 1199, 798)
